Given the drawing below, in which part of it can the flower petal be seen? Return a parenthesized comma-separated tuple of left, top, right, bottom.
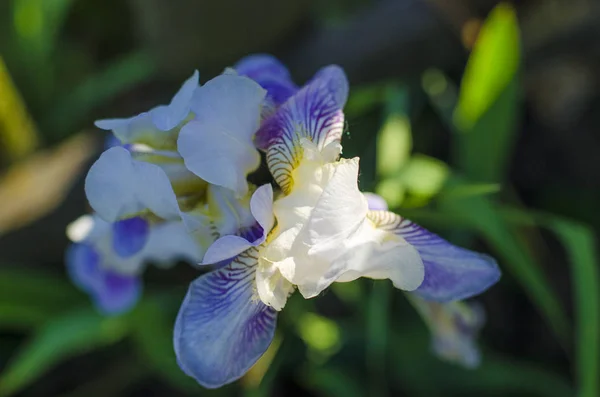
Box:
(143, 220, 207, 265)
(368, 211, 501, 302)
(256, 65, 349, 193)
(178, 75, 265, 195)
(407, 296, 484, 368)
(66, 243, 141, 315)
(149, 70, 199, 131)
(174, 249, 277, 388)
(202, 235, 253, 265)
(85, 147, 180, 222)
(235, 54, 297, 105)
(112, 217, 149, 258)
(250, 184, 274, 235)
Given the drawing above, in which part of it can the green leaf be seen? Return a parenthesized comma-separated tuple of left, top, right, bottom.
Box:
(550, 220, 599, 397)
(454, 2, 520, 130)
(44, 51, 157, 137)
(130, 296, 200, 393)
(453, 3, 521, 183)
(366, 281, 391, 397)
(0, 307, 130, 396)
(501, 208, 599, 397)
(376, 113, 412, 178)
(0, 267, 83, 328)
(440, 193, 570, 346)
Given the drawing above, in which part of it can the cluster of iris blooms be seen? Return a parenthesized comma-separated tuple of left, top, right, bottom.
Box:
(66, 55, 500, 388)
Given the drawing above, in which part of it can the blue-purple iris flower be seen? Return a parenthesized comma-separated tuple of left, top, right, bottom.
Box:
(172, 55, 501, 388)
(72, 53, 500, 387)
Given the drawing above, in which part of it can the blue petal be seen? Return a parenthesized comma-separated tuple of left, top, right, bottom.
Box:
(174, 250, 277, 388)
(368, 211, 501, 302)
(66, 243, 141, 315)
(112, 217, 149, 258)
(255, 65, 349, 193)
(95, 270, 142, 315)
(235, 54, 297, 105)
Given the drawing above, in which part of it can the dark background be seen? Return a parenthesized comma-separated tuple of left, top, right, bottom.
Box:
(0, 0, 598, 396)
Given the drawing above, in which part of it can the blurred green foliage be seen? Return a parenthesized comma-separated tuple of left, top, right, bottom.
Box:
(0, 1, 598, 397)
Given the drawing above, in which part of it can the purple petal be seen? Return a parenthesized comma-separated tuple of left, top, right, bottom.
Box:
(174, 249, 277, 388)
(235, 54, 297, 105)
(95, 270, 142, 315)
(368, 211, 501, 302)
(112, 217, 149, 258)
(255, 65, 348, 193)
(201, 235, 253, 265)
(66, 243, 141, 315)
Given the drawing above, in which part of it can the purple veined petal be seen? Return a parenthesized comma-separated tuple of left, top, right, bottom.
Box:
(174, 248, 277, 388)
(364, 192, 389, 211)
(95, 269, 142, 315)
(201, 235, 254, 265)
(368, 211, 501, 302)
(407, 295, 484, 368)
(112, 217, 150, 258)
(179, 75, 265, 196)
(150, 70, 199, 131)
(255, 65, 349, 194)
(235, 54, 298, 106)
(85, 147, 181, 222)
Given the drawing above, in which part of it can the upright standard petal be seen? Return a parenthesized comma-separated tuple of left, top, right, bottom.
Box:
(178, 74, 266, 195)
(85, 147, 181, 222)
(255, 65, 349, 193)
(174, 249, 277, 388)
(367, 211, 501, 302)
(407, 296, 484, 368)
(235, 54, 298, 105)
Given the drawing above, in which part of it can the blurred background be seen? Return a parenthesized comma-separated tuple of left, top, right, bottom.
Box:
(0, 0, 599, 396)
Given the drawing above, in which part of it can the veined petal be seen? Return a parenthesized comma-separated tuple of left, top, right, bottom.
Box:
(368, 211, 501, 302)
(179, 75, 265, 195)
(202, 235, 253, 265)
(207, 185, 255, 237)
(85, 147, 181, 222)
(149, 70, 199, 131)
(235, 54, 297, 106)
(112, 217, 149, 258)
(407, 296, 484, 368)
(174, 249, 277, 388)
(256, 65, 349, 193)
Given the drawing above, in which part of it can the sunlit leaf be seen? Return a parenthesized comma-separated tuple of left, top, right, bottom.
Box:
(454, 2, 520, 130)
(376, 113, 412, 178)
(0, 56, 38, 161)
(453, 3, 521, 183)
(400, 154, 449, 198)
(0, 308, 130, 396)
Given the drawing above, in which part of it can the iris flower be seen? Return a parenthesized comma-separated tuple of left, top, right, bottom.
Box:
(173, 57, 501, 388)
